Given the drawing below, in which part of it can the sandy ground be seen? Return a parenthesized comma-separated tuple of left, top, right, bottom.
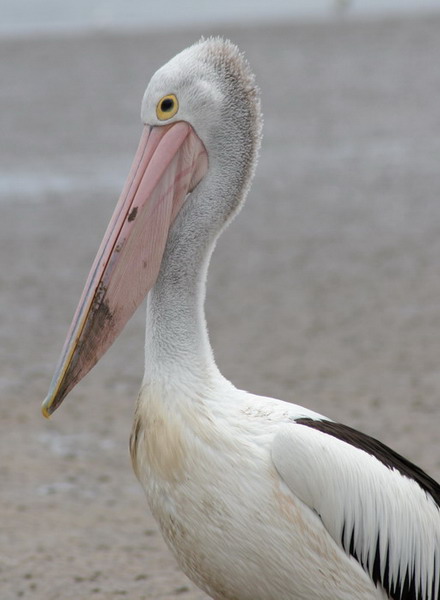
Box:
(1, 13, 440, 600)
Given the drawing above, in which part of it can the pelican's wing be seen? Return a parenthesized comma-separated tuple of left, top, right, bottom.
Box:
(272, 418, 440, 600)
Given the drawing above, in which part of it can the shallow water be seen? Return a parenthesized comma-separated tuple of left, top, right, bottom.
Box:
(1, 0, 440, 36)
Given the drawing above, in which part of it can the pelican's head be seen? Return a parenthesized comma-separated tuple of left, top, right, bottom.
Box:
(42, 38, 262, 417)
(142, 38, 261, 186)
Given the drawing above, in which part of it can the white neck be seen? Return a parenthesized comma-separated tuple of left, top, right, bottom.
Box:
(142, 106, 259, 389)
(143, 181, 222, 388)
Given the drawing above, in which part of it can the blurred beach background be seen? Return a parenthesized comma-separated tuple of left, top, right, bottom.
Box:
(1, 0, 440, 36)
(1, 1, 440, 598)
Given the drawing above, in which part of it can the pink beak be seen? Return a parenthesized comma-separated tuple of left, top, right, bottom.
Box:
(42, 121, 208, 417)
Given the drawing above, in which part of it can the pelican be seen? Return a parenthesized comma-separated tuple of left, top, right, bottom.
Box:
(42, 38, 440, 600)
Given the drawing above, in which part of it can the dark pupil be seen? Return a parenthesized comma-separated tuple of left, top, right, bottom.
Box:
(161, 98, 174, 112)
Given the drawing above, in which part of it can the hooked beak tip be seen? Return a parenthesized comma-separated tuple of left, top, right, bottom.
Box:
(41, 403, 51, 419)
(41, 392, 56, 419)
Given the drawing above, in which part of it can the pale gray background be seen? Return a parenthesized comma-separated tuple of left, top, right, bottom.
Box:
(1, 5, 440, 599)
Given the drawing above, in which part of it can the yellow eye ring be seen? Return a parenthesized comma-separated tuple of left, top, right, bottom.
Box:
(156, 94, 179, 120)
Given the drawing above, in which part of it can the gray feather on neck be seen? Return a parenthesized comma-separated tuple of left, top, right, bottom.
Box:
(144, 38, 262, 385)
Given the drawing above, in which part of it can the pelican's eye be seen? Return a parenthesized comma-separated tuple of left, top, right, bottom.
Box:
(156, 94, 179, 120)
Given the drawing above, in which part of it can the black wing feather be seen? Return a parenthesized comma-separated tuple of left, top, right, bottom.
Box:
(295, 418, 440, 600)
